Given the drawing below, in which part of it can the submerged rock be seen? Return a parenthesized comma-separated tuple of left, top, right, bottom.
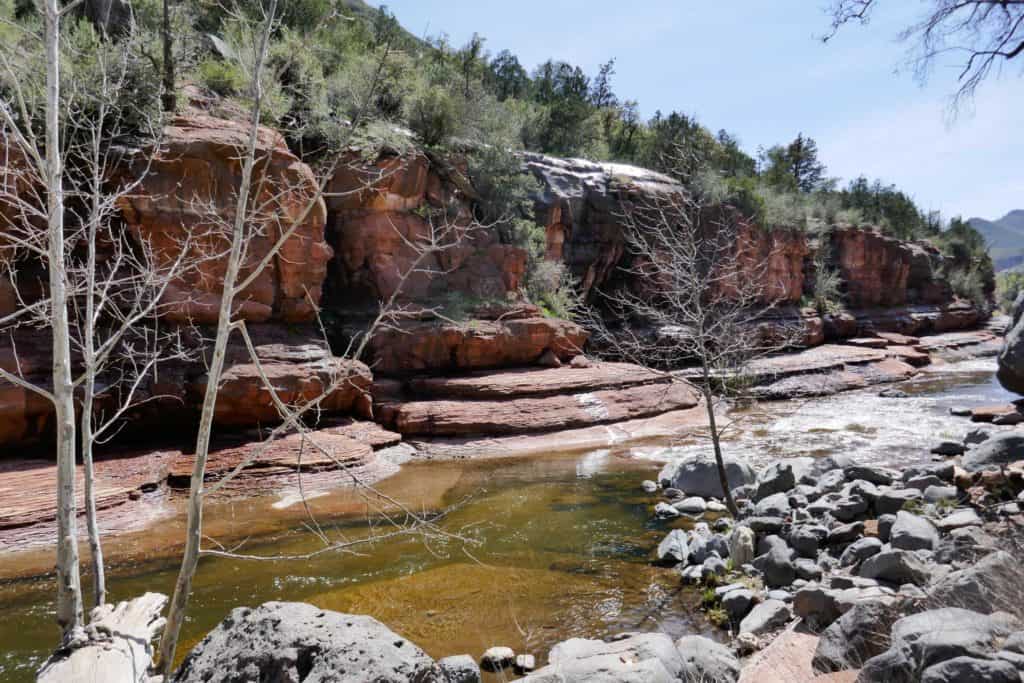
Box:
(173, 602, 435, 682)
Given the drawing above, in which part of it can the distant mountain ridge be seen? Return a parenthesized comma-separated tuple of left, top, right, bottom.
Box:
(969, 210, 1024, 271)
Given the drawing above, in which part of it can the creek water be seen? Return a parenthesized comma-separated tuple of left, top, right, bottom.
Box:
(0, 359, 1014, 681)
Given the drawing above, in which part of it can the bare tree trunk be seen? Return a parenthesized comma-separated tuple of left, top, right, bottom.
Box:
(43, 0, 84, 638)
(702, 366, 739, 518)
(81, 208, 105, 609)
(161, 0, 175, 112)
(158, 3, 277, 670)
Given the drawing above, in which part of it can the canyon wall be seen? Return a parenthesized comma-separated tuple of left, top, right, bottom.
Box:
(0, 118, 990, 449)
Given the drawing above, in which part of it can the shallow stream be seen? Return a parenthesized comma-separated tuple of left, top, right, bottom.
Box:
(0, 359, 1014, 681)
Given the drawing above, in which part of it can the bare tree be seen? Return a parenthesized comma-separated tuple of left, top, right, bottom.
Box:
(0, 0, 88, 639)
(824, 0, 1024, 107)
(1, 0, 198, 630)
(587, 163, 803, 517)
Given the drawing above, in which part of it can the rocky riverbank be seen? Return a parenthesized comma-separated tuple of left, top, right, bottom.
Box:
(152, 398, 1024, 683)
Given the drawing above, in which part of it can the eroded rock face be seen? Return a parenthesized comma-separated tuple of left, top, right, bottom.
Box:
(325, 151, 526, 307)
(830, 227, 914, 308)
(117, 113, 331, 325)
(367, 315, 587, 375)
(526, 154, 809, 305)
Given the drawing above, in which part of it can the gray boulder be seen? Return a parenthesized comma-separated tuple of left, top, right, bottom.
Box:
(754, 492, 791, 517)
(674, 635, 740, 683)
(523, 632, 680, 682)
(727, 525, 755, 567)
(832, 495, 869, 522)
(858, 549, 931, 586)
(961, 433, 1024, 472)
(812, 600, 899, 672)
(721, 589, 755, 621)
(839, 536, 883, 567)
(173, 602, 435, 683)
(655, 529, 689, 565)
(794, 558, 823, 582)
(753, 544, 797, 588)
(754, 462, 796, 501)
(859, 608, 1020, 683)
(923, 485, 957, 503)
(659, 455, 755, 499)
(738, 600, 792, 636)
(827, 521, 865, 546)
(963, 428, 991, 448)
(654, 502, 681, 519)
(890, 511, 939, 551)
(997, 290, 1024, 394)
(674, 496, 707, 514)
(920, 656, 1019, 683)
(930, 441, 965, 456)
(935, 508, 982, 531)
(789, 524, 828, 558)
(878, 514, 897, 542)
(876, 487, 923, 515)
(436, 655, 481, 683)
(843, 465, 895, 486)
(929, 551, 1023, 614)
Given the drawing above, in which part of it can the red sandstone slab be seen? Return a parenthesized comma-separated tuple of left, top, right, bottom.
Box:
(844, 337, 889, 349)
(407, 362, 666, 399)
(885, 345, 930, 367)
(408, 406, 708, 460)
(167, 421, 398, 484)
(876, 332, 920, 346)
(388, 380, 700, 437)
(745, 345, 887, 381)
(0, 449, 177, 529)
(916, 330, 996, 351)
(970, 404, 1021, 423)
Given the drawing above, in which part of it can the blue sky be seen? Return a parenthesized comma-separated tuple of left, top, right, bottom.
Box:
(372, 1, 1023, 221)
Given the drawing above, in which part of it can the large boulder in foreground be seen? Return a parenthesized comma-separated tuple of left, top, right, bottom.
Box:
(659, 453, 756, 499)
(997, 291, 1024, 394)
(174, 602, 435, 682)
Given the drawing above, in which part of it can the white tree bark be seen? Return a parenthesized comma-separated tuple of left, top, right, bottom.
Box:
(42, 0, 84, 637)
(37, 592, 168, 683)
(157, 2, 277, 671)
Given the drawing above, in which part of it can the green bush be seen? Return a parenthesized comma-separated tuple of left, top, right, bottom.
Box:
(949, 267, 989, 310)
(996, 271, 1024, 313)
(406, 86, 458, 147)
(526, 260, 581, 320)
(198, 58, 246, 96)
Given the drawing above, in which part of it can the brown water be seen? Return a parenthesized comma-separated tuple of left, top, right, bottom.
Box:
(0, 359, 1013, 681)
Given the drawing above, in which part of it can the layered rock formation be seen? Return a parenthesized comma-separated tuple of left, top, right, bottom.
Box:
(0, 114, 995, 452)
(324, 150, 526, 307)
(118, 113, 332, 325)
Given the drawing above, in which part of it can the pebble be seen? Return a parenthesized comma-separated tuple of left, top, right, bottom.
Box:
(480, 646, 515, 672)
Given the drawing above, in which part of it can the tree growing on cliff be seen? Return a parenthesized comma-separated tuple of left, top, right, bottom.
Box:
(824, 0, 1024, 108)
(588, 153, 803, 517)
